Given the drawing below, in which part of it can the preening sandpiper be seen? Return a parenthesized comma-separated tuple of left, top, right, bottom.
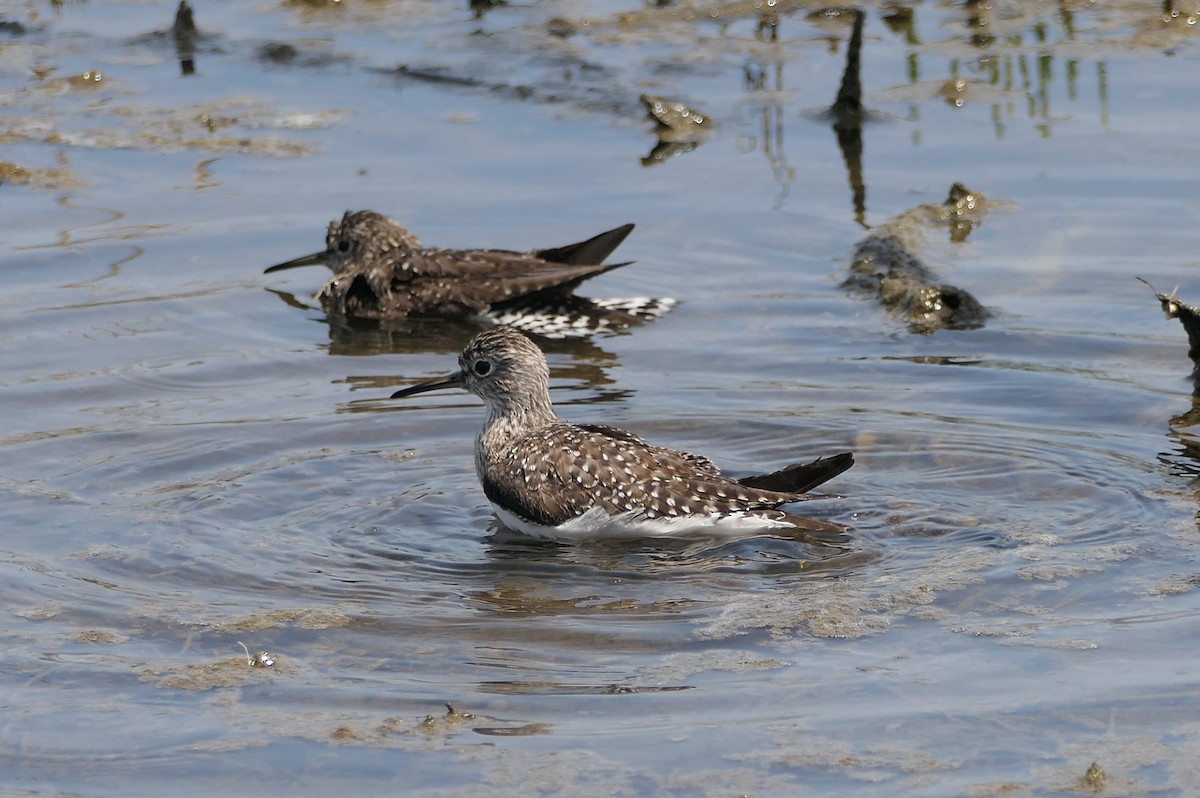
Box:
(390, 327, 853, 539)
(265, 211, 672, 334)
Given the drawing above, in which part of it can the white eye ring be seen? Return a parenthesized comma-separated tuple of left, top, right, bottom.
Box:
(473, 360, 492, 376)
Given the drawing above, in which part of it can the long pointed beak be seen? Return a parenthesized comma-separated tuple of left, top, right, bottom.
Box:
(264, 250, 330, 274)
(390, 371, 466, 399)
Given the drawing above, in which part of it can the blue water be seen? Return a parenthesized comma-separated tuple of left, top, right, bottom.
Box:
(3, 1, 1200, 794)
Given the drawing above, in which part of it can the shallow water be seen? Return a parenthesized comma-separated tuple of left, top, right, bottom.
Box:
(4, 0, 1200, 794)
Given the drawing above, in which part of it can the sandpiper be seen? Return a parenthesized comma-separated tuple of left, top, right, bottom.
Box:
(390, 327, 854, 539)
(265, 211, 651, 324)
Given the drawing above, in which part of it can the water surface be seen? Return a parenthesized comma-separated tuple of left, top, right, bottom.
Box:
(3, 1, 1200, 794)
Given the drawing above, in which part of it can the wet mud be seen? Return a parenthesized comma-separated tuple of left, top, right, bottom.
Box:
(843, 184, 999, 333)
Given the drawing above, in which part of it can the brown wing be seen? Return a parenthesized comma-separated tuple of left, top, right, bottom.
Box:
(411, 249, 618, 309)
(315, 227, 635, 319)
(315, 251, 615, 318)
(575, 423, 721, 475)
(480, 423, 802, 526)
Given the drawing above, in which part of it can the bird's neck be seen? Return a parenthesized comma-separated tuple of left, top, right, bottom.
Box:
(475, 392, 558, 473)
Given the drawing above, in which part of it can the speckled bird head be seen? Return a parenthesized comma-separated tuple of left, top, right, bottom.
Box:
(264, 210, 421, 275)
(456, 327, 551, 407)
(391, 328, 556, 423)
(322, 211, 421, 273)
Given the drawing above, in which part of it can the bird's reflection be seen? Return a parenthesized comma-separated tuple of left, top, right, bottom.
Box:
(470, 519, 869, 622)
(317, 308, 639, 415)
(1163, 391, 1200, 488)
(266, 285, 669, 363)
(441, 521, 874, 700)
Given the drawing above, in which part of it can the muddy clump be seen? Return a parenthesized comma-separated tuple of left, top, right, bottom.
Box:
(843, 183, 999, 333)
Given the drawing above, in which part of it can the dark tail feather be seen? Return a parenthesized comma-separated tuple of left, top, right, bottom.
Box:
(738, 452, 854, 495)
(534, 223, 635, 266)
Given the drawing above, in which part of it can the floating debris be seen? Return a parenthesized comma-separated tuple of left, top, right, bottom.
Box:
(1080, 761, 1106, 791)
(0, 18, 29, 36)
(640, 94, 711, 167)
(392, 64, 486, 89)
(238, 641, 277, 668)
(259, 42, 298, 63)
(73, 629, 124, 644)
(0, 159, 85, 191)
(419, 702, 477, 734)
(938, 77, 969, 107)
(255, 41, 353, 70)
(472, 722, 553, 736)
(843, 184, 996, 333)
(29, 68, 108, 93)
(1139, 277, 1200, 373)
(942, 182, 988, 242)
(641, 94, 710, 138)
(8, 98, 330, 157)
(545, 16, 577, 37)
(330, 726, 358, 742)
(150, 653, 279, 691)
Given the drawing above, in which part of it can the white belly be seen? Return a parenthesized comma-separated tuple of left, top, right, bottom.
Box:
(490, 503, 794, 542)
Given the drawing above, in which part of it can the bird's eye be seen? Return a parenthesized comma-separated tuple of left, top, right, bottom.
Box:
(473, 360, 492, 376)
(336, 239, 352, 254)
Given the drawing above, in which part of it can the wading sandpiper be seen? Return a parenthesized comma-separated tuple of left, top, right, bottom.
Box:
(390, 327, 853, 539)
(266, 212, 672, 335)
